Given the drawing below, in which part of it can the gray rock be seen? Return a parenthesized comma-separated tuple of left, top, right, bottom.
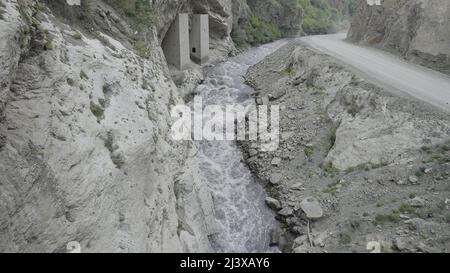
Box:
(268, 88, 286, 100)
(271, 157, 282, 166)
(278, 207, 294, 217)
(293, 245, 310, 253)
(409, 175, 419, 184)
(408, 197, 426, 208)
(293, 235, 308, 248)
(396, 180, 408, 186)
(394, 237, 410, 252)
(269, 173, 283, 185)
(269, 228, 282, 246)
(248, 149, 258, 157)
(265, 197, 282, 211)
(290, 182, 304, 190)
(300, 197, 323, 220)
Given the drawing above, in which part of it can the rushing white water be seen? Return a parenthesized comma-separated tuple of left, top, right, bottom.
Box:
(192, 41, 287, 253)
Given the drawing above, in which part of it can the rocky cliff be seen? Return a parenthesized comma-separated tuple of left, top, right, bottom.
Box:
(0, 0, 306, 253)
(0, 0, 217, 253)
(348, 0, 450, 75)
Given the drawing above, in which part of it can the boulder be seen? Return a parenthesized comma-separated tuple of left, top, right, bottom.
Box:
(265, 197, 282, 211)
(269, 173, 283, 185)
(300, 197, 323, 220)
(408, 197, 426, 208)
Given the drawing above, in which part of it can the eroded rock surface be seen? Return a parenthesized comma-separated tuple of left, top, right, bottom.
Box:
(0, 0, 217, 253)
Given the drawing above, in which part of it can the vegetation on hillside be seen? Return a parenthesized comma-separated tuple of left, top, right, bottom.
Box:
(246, 16, 282, 46)
(299, 0, 354, 34)
(104, 0, 157, 31)
(103, 0, 157, 58)
(232, 0, 354, 48)
(232, 15, 282, 48)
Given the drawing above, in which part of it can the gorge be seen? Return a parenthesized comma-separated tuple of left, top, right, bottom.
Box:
(1, 0, 449, 253)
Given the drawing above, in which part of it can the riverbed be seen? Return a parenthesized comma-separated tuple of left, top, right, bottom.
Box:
(192, 41, 287, 253)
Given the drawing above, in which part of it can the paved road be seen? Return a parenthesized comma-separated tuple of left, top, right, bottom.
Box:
(300, 33, 450, 112)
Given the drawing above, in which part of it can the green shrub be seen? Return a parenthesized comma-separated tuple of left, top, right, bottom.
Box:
(304, 146, 315, 159)
(321, 161, 340, 178)
(298, 0, 350, 34)
(245, 16, 281, 46)
(374, 212, 400, 225)
(105, 0, 157, 30)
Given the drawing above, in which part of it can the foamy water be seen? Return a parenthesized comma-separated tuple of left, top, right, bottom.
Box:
(192, 41, 287, 253)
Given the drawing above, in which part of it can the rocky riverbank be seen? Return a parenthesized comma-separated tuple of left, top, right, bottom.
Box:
(239, 40, 450, 253)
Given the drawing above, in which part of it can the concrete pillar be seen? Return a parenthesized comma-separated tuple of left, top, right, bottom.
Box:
(162, 14, 190, 70)
(189, 14, 209, 65)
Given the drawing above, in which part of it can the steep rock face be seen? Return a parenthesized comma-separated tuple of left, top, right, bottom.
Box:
(0, 0, 305, 253)
(247, 0, 303, 37)
(348, 0, 450, 75)
(0, 0, 216, 253)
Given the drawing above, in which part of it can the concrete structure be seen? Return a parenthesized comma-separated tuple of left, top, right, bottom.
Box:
(162, 14, 190, 70)
(189, 14, 210, 64)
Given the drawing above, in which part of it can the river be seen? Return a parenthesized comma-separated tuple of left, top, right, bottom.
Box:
(192, 41, 287, 253)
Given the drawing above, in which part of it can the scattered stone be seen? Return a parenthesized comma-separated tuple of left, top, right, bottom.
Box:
(265, 197, 282, 211)
(408, 197, 426, 208)
(269, 173, 283, 185)
(292, 78, 303, 86)
(287, 114, 295, 119)
(291, 226, 303, 235)
(394, 237, 409, 252)
(289, 182, 304, 190)
(278, 207, 294, 217)
(293, 235, 308, 248)
(409, 175, 419, 184)
(399, 214, 411, 220)
(313, 232, 328, 247)
(268, 89, 286, 100)
(396, 180, 407, 185)
(271, 157, 282, 166)
(248, 149, 258, 157)
(269, 228, 282, 246)
(293, 245, 309, 253)
(424, 168, 433, 174)
(300, 197, 323, 220)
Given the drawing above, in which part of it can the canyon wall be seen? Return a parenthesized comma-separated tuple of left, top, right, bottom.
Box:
(0, 0, 221, 253)
(0, 0, 304, 253)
